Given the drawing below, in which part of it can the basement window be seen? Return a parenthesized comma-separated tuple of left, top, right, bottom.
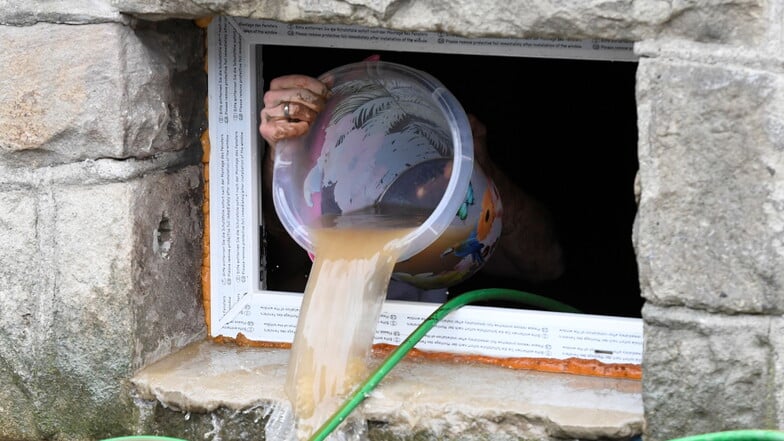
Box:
(206, 17, 641, 362)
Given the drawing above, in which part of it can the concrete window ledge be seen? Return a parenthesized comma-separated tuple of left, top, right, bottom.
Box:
(131, 340, 642, 440)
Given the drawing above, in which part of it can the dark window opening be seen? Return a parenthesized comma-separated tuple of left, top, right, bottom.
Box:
(260, 45, 641, 318)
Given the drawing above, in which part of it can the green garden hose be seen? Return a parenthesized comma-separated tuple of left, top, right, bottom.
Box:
(667, 431, 784, 441)
(307, 288, 581, 441)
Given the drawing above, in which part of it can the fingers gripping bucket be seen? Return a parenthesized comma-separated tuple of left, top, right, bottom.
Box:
(272, 61, 501, 288)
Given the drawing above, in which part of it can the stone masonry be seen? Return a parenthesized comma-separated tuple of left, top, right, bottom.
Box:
(0, 15, 207, 441)
(1, 1, 783, 441)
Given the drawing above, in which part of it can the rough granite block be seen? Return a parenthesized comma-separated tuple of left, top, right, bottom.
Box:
(0, 190, 45, 441)
(112, 0, 765, 45)
(770, 316, 784, 429)
(0, 164, 205, 440)
(0, 0, 122, 25)
(0, 20, 205, 168)
(642, 304, 779, 441)
(634, 57, 784, 314)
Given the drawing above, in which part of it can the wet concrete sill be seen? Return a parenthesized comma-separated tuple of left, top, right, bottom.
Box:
(131, 339, 642, 440)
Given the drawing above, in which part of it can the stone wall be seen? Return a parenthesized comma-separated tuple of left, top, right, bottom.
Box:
(0, 14, 207, 441)
(1, 0, 783, 440)
(635, 40, 784, 440)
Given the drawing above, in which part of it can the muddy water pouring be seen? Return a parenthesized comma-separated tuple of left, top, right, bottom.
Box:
(271, 61, 501, 439)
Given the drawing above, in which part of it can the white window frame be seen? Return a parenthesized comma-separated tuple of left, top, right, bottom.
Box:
(206, 16, 643, 364)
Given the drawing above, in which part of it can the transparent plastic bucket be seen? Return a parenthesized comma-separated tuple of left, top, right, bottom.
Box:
(272, 60, 475, 263)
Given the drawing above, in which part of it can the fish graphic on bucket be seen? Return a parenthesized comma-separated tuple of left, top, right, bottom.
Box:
(272, 61, 502, 290)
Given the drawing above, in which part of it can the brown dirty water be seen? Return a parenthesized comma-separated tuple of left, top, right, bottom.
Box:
(285, 224, 417, 439)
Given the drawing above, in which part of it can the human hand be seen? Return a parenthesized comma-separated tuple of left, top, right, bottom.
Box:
(258, 74, 332, 147)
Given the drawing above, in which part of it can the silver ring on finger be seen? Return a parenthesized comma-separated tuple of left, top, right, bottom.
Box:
(283, 102, 291, 121)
